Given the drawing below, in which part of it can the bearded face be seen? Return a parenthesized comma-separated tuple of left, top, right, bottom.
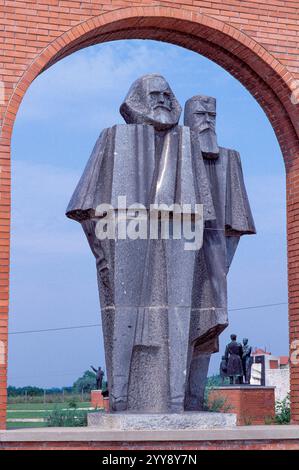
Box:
(147, 83, 172, 124)
(184, 96, 219, 159)
(120, 74, 181, 130)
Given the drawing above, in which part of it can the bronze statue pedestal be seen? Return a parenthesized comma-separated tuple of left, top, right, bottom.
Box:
(208, 386, 275, 425)
(91, 390, 109, 412)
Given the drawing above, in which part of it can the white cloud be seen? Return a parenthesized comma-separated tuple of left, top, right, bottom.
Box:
(15, 40, 230, 132)
(17, 42, 183, 126)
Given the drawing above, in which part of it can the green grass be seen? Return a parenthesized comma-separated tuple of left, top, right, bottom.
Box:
(8, 401, 91, 411)
(6, 401, 92, 429)
(7, 422, 47, 429)
(7, 411, 48, 419)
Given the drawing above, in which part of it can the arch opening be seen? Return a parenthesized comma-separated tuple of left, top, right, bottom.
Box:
(3, 8, 299, 169)
(8, 38, 288, 420)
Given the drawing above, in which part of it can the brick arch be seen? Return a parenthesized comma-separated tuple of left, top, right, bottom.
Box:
(1, 4, 299, 430)
(3, 7, 299, 165)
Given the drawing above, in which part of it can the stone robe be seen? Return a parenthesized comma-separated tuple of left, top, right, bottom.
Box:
(185, 143, 256, 410)
(66, 123, 215, 412)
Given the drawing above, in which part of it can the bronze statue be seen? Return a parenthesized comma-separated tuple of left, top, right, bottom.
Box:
(219, 355, 228, 384)
(242, 338, 253, 384)
(90, 366, 104, 390)
(224, 334, 243, 384)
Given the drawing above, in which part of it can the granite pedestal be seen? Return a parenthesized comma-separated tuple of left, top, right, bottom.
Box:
(87, 411, 237, 430)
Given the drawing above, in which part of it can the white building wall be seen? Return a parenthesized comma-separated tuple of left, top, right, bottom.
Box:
(250, 363, 262, 386)
(266, 368, 290, 401)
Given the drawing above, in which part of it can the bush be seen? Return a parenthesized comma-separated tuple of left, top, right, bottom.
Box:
(275, 394, 290, 424)
(45, 406, 88, 427)
(205, 395, 232, 413)
(206, 375, 229, 388)
(203, 375, 230, 412)
(68, 399, 77, 409)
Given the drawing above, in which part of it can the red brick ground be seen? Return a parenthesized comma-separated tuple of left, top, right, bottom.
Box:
(1, 1, 299, 429)
(1, 439, 299, 450)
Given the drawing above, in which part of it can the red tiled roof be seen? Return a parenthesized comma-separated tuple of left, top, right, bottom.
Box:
(279, 356, 289, 365)
(252, 348, 271, 356)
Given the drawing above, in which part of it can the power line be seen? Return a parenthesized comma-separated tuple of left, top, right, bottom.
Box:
(8, 301, 288, 336)
(8, 370, 90, 380)
(9, 323, 101, 335)
(229, 302, 287, 312)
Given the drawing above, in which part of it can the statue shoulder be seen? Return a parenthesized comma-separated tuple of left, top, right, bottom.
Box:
(93, 127, 111, 149)
(219, 147, 243, 172)
(219, 146, 240, 158)
(108, 123, 156, 139)
(110, 123, 153, 130)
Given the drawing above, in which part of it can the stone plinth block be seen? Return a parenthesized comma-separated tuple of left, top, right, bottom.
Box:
(87, 411, 237, 430)
(91, 390, 109, 412)
(208, 386, 275, 425)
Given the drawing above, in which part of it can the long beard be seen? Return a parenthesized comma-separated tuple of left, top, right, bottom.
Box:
(148, 107, 174, 128)
(197, 129, 219, 159)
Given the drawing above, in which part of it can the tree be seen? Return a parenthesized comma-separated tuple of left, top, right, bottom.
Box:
(7, 385, 44, 396)
(72, 370, 96, 393)
(206, 374, 228, 388)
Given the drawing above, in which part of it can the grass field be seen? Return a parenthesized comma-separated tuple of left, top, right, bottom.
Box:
(8, 402, 91, 410)
(6, 422, 49, 429)
(6, 402, 92, 429)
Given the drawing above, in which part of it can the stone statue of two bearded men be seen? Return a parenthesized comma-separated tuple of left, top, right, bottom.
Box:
(66, 74, 256, 413)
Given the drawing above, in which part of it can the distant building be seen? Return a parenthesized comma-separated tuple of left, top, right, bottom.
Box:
(250, 348, 290, 401)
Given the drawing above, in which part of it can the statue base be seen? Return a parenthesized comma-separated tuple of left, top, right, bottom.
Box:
(208, 386, 275, 425)
(90, 390, 109, 412)
(87, 411, 236, 430)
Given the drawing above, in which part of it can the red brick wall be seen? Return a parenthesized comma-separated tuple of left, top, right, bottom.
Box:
(1, 0, 299, 430)
(1, 439, 299, 450)
(90, 390, 109, 411)
(208, 387, 275, 425)
(269, 360, 279, 369)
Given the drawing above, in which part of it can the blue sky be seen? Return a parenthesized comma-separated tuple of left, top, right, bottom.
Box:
(8, 40, 288, 388)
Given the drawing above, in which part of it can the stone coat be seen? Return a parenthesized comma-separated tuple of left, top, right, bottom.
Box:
(66, 123, 215, 412)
